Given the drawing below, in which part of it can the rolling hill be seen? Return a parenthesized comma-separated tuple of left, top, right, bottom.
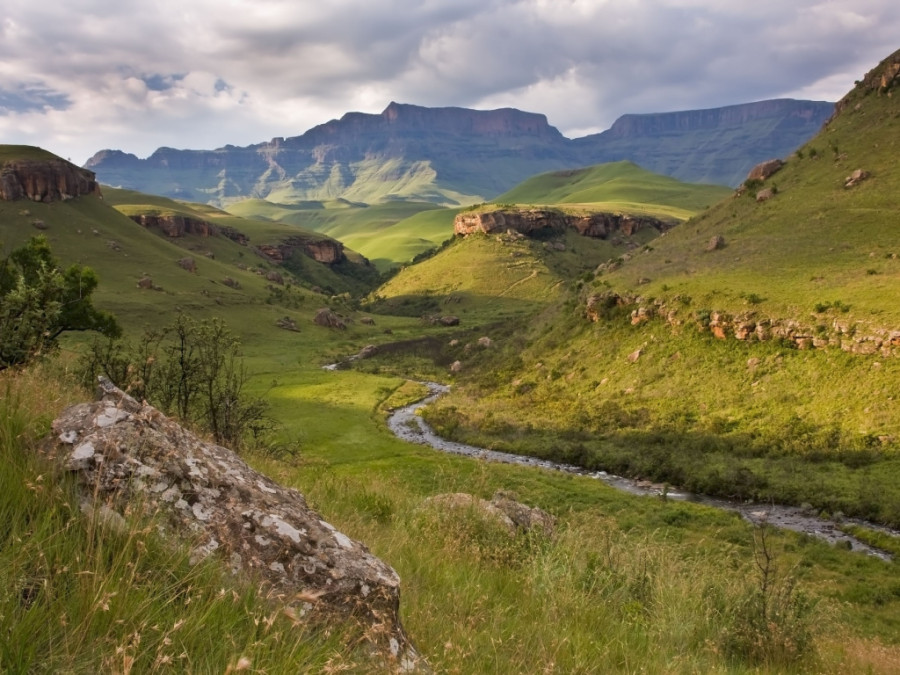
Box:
(413, 47, 900, 527)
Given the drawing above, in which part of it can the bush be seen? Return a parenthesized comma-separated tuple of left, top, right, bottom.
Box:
(78, 314, 270, 450)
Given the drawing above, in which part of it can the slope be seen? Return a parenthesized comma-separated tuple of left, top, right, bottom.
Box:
(417, 49, 900, 527)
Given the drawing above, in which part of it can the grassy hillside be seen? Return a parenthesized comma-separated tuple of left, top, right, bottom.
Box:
(494, 161, 732, 218)
(417, 50, 900, 528)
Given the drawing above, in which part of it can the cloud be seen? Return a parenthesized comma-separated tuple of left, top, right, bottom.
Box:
(0, 0, 898, 163)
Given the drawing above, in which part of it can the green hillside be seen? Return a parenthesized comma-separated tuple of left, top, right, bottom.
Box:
(3, 53, 900, 673)
(418, 49, 900, 528)
(494, 161, 731, 218)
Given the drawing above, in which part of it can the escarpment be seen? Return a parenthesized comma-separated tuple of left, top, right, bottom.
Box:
(1, 156, 102, 202)
(454, 209, 674, 239)
(41, 378, 423, 670)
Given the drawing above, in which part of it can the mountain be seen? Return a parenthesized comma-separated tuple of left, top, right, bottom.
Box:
(85, 99, 833, 208)
(572, 99, 836, 186)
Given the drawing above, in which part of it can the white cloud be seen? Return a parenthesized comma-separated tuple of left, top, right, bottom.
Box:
(0, 0, 898, 163)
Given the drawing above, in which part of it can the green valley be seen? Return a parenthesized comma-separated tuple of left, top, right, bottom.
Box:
(2, 49, 900, 675)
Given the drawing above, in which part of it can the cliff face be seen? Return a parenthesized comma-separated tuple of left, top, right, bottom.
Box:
(1, 158, 102, 202)
(255, 236, 346, 265)
(84, 98, 834, 205)
(453, 209, 674, 239)
(129, 214, 216, 238)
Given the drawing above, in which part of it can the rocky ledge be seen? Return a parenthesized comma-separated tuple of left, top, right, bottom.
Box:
(41, 378, 422, 670)
(255, 236, 346, 265)
(454, 208, 674, 240)
(0, 157, 102, 202)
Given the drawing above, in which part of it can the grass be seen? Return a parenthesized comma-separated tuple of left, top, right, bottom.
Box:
(0, 365, 361, 673)
(493, 161, 731, 217)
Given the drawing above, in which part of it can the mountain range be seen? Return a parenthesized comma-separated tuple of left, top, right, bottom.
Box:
(85, 99, 834, 207)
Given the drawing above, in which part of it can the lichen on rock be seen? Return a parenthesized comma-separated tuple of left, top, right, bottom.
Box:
(40, 377, 423, 670)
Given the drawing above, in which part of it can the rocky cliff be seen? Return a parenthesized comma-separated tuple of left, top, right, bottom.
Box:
(85, 98, 834, 206)
(255, 235, 346, 265)
(454, 209, 674, 239)
(42, 378, 423, 670)
(1, 154, 102, 202)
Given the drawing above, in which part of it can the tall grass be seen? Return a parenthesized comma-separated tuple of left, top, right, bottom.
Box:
(0, 365, 358, 673)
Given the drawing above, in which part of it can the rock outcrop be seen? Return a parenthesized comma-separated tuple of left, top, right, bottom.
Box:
(256, 236, 346, 265)
(41, 379, 421, 669)
(313, 308, 347, 330)
(129, 214, 217, 238)
(1, 157, 102, 202)
(584, 290, 900, 358)
(454, 209, 673, 240)
(745, 159, 784, 182)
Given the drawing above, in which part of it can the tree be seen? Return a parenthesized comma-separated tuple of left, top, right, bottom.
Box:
(0, 236, 119, 370)
(79, 314, 271, 450)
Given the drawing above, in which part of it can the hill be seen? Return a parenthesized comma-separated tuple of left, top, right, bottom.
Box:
(84, 99, 833, 210)
(413, 48, 900, 528)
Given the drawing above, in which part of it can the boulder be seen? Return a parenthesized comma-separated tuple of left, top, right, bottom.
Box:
(313, 308, 346, 330)
(706, 235, 725, 251)
(844, 168, 870, 188)
(756, 188, 775, 202)
(41, 378, 422, 669)
(746, 159, 784, 182)
(177, 257, 197, 273)
(423, 492, 555, 538)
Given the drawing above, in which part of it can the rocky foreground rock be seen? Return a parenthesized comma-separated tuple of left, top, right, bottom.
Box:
(41, 378, 422, 671)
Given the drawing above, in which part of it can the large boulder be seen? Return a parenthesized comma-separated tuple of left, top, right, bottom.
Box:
(41, 378, 422, 669)
(745, 159, 784, 182)
(423, 491, 555, 538)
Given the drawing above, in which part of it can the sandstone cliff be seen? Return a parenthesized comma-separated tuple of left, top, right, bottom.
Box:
(453, 209, 674, 239)
(1, 154, 101, 202)
(255, 236, 346, 265)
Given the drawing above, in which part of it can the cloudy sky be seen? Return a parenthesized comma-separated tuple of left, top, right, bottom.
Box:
(2, 0, 898, 165)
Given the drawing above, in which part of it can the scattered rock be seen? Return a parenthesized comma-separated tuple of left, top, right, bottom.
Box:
(756, 188, 775, 202)
(450, 360, 462, 373)
(41, 378, 422, 669)
(360, 317, 376, 326)
(423, 491, 555, 538)
(627, 348, 642, 363)
(439, 316, 460, 327)
(177, 257, 197, 273)
(313, 308, 346, 330)
(265, 270, 284, 285)
(222, 277, 241, 289)
(706, 235, 725, 252)
(276, 316, 299, 331)
(31, 219, 47, 230)
(477, 337, 493, 348)
(844, 168, 870, 188)
(746, 159, 784, 182)
(137, 275, 158, 290)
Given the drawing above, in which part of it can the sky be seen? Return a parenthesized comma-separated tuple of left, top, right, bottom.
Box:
(1, 0, 898, 165)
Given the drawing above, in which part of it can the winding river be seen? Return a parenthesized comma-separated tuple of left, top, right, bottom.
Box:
(385, 380, 898, 561)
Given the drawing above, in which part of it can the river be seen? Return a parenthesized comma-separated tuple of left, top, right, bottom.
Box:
(385, 380, 897, 561)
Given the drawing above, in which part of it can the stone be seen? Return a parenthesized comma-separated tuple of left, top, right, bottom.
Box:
(477, 337, 493, 348)
(756, 188, 775, 202)
(177, 257, 197, 273)
(222, 277, 241, 289)
(41, 378, 422, 669)
(844, 168, 870, 188)
(706, 235, 725, 251)
(137, 275, 154, 290)
(265, 271, 285, 285)
(450, 360, 462, 373)
(360, 317, 376, 325)
(423, 491, 555, 538)
(439, 316, 460, 327)
(275, 316, 299, 332)
(627, 348, 642, 363)
(313, 308, 346, 330)
(746, 159, 784, 182)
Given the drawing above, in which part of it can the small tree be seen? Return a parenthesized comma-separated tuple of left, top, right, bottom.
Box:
(80, 314, 270, 450)
(0, 236, 119, 370)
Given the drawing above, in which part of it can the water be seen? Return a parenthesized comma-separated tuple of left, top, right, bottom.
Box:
(385, 380, 897, 561)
